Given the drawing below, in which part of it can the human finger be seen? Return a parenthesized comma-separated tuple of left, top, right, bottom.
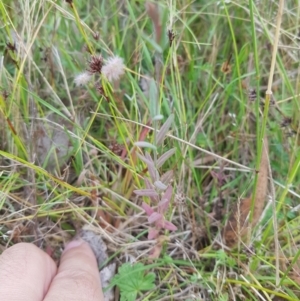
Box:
(0, 242, 57, 301)
(44, 239, 104, 301)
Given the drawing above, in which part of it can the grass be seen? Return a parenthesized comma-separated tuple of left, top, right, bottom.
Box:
(1, 0, 300, 300)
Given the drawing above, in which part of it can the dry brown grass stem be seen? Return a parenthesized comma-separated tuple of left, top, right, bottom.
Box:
(223, 137, 269, 248)
(265, 0, 285, 286)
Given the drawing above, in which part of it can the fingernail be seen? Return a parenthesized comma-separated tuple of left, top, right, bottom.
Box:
(64, 239, 84, 252)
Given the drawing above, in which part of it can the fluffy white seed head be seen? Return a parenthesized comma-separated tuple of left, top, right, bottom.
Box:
(74, 72, 92, 86)
(102, 56, 125, 83)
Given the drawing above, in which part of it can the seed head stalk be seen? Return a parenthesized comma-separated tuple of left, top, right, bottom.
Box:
(259, 0, 285, 288)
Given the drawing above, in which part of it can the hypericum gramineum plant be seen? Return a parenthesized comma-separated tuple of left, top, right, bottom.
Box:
(134, 114, 177, 242)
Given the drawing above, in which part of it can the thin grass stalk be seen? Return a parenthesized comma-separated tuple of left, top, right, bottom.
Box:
(226, 279, 295, 301)
(68, 2, 94, 54)
(0, 149, 90, 196)
(279, 247, 300, 286)
(255, 0, 285, 287)
(222, 1, 244, 113)
(248, 0, 261, 218)
(102, 85, 141, 210)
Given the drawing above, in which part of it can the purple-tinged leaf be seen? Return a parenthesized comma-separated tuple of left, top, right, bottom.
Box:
(155, 114, 174, 147)
(145, 152, 154, 163)
(160, 170, 173, 185)
(134, 141, 157, 150)
(154, 180, 167, 191)
(156, 148, 176, 168)
(134, 189, 158, 197)
(148, 228, 159, 240)
(162, 185, 173, 203)
(144, 178, 153, 189)
(163, 221, 177, 231)
(142, 202, 154, 216)
(144, 179, 158, 202)
(136, 153, 154, 166)
(158, 198, 170, 213)
(145, 153, 159, 182)
(148, 212, 162, 224)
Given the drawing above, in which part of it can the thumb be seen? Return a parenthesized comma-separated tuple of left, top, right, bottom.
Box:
(44, 240, 104, 301)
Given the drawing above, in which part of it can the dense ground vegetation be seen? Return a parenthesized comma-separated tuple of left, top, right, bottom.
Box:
(1, 0, 300, 300)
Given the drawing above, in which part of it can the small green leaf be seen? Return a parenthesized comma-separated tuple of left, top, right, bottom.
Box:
(112, 263, 156, 301)
(134, 141, 157, 150)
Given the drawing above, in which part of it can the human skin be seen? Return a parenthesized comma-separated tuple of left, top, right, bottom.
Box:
(0, 240, 104, 301)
